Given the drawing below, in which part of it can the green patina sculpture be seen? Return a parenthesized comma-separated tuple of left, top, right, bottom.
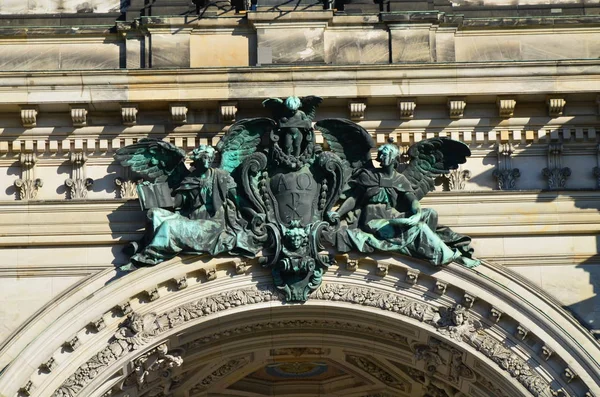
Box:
(115, 96, 479, 301)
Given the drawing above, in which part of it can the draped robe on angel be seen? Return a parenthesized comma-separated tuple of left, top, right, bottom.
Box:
(335, 167, 475, 266)
(131, 168, 257, 266)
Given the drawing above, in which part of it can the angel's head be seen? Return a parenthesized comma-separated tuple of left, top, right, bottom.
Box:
(376, 142, 400, 168)
(285, 96, 302, 112)
(189, 145, 216, 171)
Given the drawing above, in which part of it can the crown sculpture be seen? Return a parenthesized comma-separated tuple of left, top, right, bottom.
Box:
(116, 96, 479, 302)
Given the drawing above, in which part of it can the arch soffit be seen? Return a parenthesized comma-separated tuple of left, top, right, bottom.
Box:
(0, 254, 598, 397)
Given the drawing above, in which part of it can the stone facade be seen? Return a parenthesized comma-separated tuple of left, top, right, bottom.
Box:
(0, 1, 599, 396)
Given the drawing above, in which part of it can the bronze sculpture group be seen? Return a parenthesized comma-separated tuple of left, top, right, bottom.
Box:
(116, 96, 479, 301)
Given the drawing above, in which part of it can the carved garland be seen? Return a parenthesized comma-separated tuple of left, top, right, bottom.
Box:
(52, 283, 555, 397)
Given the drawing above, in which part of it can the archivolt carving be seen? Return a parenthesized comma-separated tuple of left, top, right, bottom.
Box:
(53, 283, 556, 397)
(189, 356, 251, 393)
(346, 354, 408, 391)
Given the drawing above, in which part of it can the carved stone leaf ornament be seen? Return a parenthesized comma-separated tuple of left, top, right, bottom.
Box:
(115, 95, 480, 302)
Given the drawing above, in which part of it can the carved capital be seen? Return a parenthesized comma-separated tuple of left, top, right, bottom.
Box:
(494, 143, 520, 190)
(497, 97, 516, 118)
(447, 98, 466, 119)
(121, 103, 139, 126)
(348, 100, 367, 121)
(440, 167, 471, 191)
(20, 105, 38, 128)
(219, 101, 238, 123)
(65, 152, 93, 199)
(170, 103, 188, 124)
(546, 97, 566, 117)
(398, 98, 416, 120)
(70, 105, 88, 127)
(14, 153, 43, 200)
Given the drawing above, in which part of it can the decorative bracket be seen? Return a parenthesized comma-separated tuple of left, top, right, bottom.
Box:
(14, 153, 43, 200)
(219, 101, 238, 123)
(405, 269, 419, 284)
(348, 100, 367, 121)
(440, 167, 471, 191)
(398, 98, 416, 120)
(40, 357, 57, 372)
(20, 105, 38, 128)
(493, 143, 520, 190)
(447, 98, 466, 119)
(543, 143, 570, 190)
(497, 97, 516, 118)
(19, 381, 34, 396)
(70, 105, 88, 127)
(434, 280, 447, 295)
(490, 307, 502, 322)
(65, 152, 94, 199)
(121, 103, 139, 126)
(546, 97, 566, 117)
(170, 103, 188, 124)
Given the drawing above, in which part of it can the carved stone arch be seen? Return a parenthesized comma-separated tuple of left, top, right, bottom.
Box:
(0, 254, 598, 397)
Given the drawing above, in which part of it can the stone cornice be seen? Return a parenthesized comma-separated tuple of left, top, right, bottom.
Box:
(0, 60, 599, 104)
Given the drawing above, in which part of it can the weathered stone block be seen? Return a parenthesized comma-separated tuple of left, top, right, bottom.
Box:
(390, 26, 431, 62)
(325, 29, 389, 64)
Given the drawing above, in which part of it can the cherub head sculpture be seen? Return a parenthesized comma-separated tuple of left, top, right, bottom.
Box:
(284, 96, 302, 112)
(284, 220, 309, 250)
(189, 145, 216, 171)
(376, 140, 400, 168)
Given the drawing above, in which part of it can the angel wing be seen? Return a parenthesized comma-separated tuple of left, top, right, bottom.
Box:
(402, 137, 470, 201)
(114, 138, 189, 189)
(262, 98, 285, 120)
(300, 95, 323, 121)
(315, 118, 375, 170)
(216, 118, 276, 173)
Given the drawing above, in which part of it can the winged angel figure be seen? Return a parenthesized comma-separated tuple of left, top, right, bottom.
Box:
(316, 119, 480, 268)
(115, 96, 478, 300)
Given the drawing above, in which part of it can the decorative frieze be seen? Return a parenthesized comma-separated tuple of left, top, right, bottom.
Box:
(219, 101, 238, 123)
(398, 98, 416, 120)
(543, 143, 570, 190)
(170, 103, 188, 124)
(14, 153, 43, 200)
(191, 356, 250, 391)
(497, 97, 516, 118)
(65, 152, 94, 199)
(493, 143, 520, 190)
(20, 105, 38, 128)
(447, 98, 466, 119)
(346, 354, 408, 390)
(70, 105, 88, 127)
(349, 100, 367, 121)
(547, 97, 566, 117)
(121, 104, 138, 126)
